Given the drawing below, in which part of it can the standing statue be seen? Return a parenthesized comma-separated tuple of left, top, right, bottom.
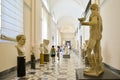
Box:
(78, 4, 104, 76)
(43, 39, 49, 54)
(15, 34, 26, 57)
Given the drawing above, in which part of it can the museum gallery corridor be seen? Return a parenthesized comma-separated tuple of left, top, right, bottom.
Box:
(0, 0, 120, 80)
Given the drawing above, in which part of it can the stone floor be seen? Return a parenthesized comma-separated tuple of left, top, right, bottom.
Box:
(10, 50, 84, 80)
(1, 50, 120, 80)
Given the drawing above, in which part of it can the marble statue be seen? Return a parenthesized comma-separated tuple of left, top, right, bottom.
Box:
(15, 34, 26, 57)
(65, 46, 69, 54)
(40, 43, 44, 53)
(31, 47, 35, 55)
(78, 4, 104, 76)
(43, 39, 49, 54)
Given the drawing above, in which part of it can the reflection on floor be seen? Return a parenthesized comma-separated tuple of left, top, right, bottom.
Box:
(11, 50, 84, 80)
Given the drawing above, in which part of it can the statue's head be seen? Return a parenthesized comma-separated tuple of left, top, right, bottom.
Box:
(43, 39, 49, 45)
(40, 43, 43, 47)
(16, 34, 26, 46)
(90, 4, 99, 11)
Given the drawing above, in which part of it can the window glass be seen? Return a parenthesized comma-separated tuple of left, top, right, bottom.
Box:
(0, 0, 23, 41)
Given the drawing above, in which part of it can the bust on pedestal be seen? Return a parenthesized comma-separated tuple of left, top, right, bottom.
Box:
(15, 34, 26, 77)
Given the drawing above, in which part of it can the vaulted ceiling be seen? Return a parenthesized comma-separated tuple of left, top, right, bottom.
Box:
(48, 0, 89, 33)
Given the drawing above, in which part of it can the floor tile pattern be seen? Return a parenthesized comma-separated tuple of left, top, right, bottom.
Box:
(11, 51, 84, 80)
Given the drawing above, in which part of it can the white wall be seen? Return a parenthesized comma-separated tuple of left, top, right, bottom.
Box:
(24, 0, 32, 62)
(0, 0, 43, 72)
(61, 33, 75, 48)
(101, 0, 120, 70)
(0, 43, 17, 72)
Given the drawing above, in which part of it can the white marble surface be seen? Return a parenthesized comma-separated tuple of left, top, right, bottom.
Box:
(11, 51, 84, 80)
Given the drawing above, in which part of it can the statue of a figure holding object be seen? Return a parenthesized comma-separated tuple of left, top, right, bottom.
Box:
(78, 4, 104, 76)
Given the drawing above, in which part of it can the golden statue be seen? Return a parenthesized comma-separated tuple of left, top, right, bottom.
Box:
(78, 4, 104, 76)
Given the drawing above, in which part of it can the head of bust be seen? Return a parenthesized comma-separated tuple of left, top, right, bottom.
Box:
(16, 34, 26, 46)
(90, 4, 99, 11)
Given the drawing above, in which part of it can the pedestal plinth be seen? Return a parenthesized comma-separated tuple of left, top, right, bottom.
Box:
(76, 68, 120, 80)
(17, 56, 26, 77)
(40, 53, 44, 64)
(63, 54, 70, 58)
(44, 54, 49, 62)
(31, 54, 35, 69)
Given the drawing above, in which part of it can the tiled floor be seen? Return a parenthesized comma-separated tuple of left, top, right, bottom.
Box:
(1, 50, 120, 80)
(11, 50, 84, 80)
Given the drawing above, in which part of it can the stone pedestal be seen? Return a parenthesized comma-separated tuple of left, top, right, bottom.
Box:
(44, 54, 49, 62)
(40, 53, 44, 64)
(17, 56, 26, 77)
(76, 68, 120, 80)
(31, 54, 35, 69)
(63, 54, 70, 58)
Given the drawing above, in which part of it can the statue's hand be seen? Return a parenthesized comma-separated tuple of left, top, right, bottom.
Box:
(78, 18, 85, 22)
(81, 22, 84, 25)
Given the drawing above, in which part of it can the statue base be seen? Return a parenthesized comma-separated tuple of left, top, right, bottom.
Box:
(76, 68, 120, 80)
(40, 53, 44, 64)
(17, 56, 26, 77)
(84, 69, 104, 77)
(44, 54, 49, 62)
(63, 54, 70, 58)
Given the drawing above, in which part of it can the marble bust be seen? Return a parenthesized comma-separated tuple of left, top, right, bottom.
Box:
(40, 43, 44, 53)
(15, 34, 26, 57)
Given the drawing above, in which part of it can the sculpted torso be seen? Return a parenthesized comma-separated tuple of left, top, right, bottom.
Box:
(89, 12, 102, 40)
(15, 45, 25, 56)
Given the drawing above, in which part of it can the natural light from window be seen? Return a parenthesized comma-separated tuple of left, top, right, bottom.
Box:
(0, 0, 1, 34)
(0, 0, 23, 41)
(42, 8, 48, 42)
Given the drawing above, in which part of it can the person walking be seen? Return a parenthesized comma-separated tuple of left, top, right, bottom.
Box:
(57, 46, 60, 60)
(50, 45, 56, 63)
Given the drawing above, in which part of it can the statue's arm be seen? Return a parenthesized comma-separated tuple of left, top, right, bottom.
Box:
(81, 16, 97, 26)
